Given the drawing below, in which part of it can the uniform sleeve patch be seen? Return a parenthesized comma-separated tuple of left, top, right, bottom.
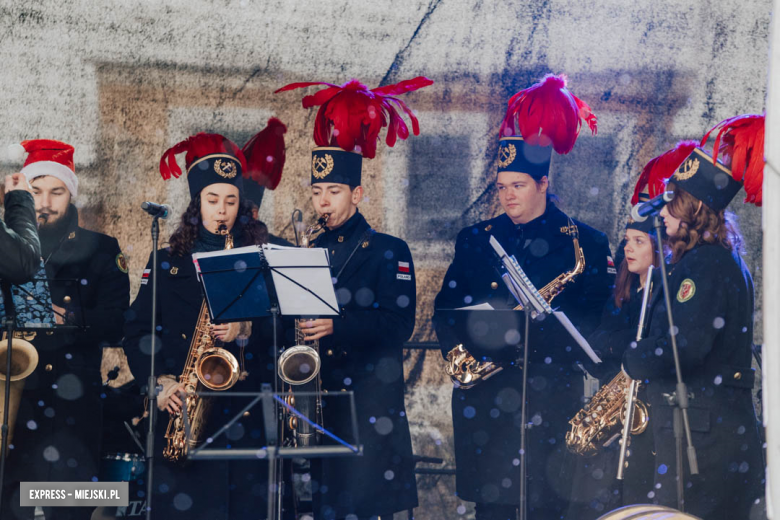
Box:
(398, 261, 410, 273)
(676, 278, 696, 302)
(607, 256, 615, 267)
(141, 268, 151, 285)
(116, 252, 129, 274)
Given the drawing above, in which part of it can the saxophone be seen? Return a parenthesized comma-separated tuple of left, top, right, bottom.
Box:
(445, 220, 585, 389)
(565, 270, 653, 458)
(565, 371, 649, 456)
(277, 214, 328, 446)
(163, 226, 241, 462)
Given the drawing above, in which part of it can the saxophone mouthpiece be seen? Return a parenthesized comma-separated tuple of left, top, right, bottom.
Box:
(318, 214, 330, 226)
(217, 223, 228, 235)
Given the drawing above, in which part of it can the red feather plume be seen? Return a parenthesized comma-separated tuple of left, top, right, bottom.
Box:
(159, 133, 247, 180)
(275, 77, 434, 159)
(701, 113, 765, 206)
(631, 140, 698, 205)
(242, 118, 287, 190)
(499, 74, 597, 155)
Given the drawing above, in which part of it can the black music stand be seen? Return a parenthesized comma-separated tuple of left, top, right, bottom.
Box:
(0, 266, 84, 514)
(188, 245, 359, 520)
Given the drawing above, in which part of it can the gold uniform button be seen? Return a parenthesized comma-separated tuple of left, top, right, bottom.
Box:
(45, 364, 53, 372)
(484, 225, 493, 232)
(243, 411, 251, 417)
(327, 350, 334, 356)
(63, 296, 72, 304)
(362, 241, 369, 248)
(734, 372, 742, 380)
(182, 334, 187, 340)
(331, 250, 336, 255)
(491, 282, 498, 290)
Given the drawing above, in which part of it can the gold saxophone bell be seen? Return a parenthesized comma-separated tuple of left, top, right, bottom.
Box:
(0, 335, 39, 450)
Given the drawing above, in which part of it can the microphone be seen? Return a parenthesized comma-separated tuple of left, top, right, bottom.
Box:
(141, 201, 170, 219)
(630, 191, 674, 222)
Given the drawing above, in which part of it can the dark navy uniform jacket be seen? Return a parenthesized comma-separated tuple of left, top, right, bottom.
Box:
(123, 229, 275, 520)
(310, 210, 419, 519)
(623, 243, 764, 519)
(434, 203, 614, 512)
(4, 205, 129, 520)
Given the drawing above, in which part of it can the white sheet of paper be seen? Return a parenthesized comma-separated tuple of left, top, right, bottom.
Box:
(553, 311, 602, 364)
(263, 245, 339, 316)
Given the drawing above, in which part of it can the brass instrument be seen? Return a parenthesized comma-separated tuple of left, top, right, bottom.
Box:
(0, 332, 38, 450)
(278, 214, 328, 446)
(565, 267, 653, 459)
(445, 221, 586, 389)
(565, 370, 649, 457)
(163, 226, 241, 462)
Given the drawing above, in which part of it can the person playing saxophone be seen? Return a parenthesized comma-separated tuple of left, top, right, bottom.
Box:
(123, 122, 286, 519)
(433, 74, 615, 520)
(565, 148, 674, 518)
(276, 75, 432, 520)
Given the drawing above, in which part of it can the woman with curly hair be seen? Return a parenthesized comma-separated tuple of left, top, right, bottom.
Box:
(124, 123, 286, 519)
(622, 115, 765, 519)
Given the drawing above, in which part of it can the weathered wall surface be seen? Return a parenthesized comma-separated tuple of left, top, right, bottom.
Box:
(0, 1, 771, 517)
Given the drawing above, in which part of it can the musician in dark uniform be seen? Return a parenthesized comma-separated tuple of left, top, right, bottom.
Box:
(623, 116, 765, 519)
(566, 152, 675, 517)
(433, 74, 614, 520)
(123, 124, 286, 520)
(277, 76, 432, 520)
(0, 172, 40, 284)
(2, 140, 130, 520)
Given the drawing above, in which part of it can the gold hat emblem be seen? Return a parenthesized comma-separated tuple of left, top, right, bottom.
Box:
(312, 154, 335, 179)
(214, 159, 238, 179)
(675, 158, 699, 181)
(497, 143, 517, 168)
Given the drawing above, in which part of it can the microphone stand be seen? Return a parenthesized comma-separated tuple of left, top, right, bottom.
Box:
(518, 305, 530, 520)
(652, 215, 698, 511)
(145, 216, 161, 520)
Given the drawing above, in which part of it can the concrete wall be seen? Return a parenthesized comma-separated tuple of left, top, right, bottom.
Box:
(0, 1, 771, 517)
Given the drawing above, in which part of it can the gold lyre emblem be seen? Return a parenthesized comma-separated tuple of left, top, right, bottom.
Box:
(497, 143, 517, 168)
(214, 159, 238, 179)
(312, 154, 335, 179)
(675, 158, 699, 181)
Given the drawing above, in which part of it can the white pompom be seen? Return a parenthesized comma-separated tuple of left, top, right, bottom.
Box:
(6, 143, 27, 163)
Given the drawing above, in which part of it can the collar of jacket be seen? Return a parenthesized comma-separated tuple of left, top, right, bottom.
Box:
(39, 204, 80, 261)
(319, 210, 369, 245)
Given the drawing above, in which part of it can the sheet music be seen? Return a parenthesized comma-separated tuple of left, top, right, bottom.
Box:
(263, 245, 339, 317)
(553, 311, 602, 364)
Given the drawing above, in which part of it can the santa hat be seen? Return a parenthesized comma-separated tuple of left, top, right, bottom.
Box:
(10, 139, 78, 197)
(275, 76, 433, 187)
(496, 74, 597, 180)
(159, 133, 248, 198)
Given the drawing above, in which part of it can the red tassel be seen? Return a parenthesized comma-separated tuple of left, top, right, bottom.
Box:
(242, 118, 287, 190)
(275, 77, 433, 158)
(702, 114, 764, 206)
(499, 74, 597, 154)
(631, 141, 698, 205)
